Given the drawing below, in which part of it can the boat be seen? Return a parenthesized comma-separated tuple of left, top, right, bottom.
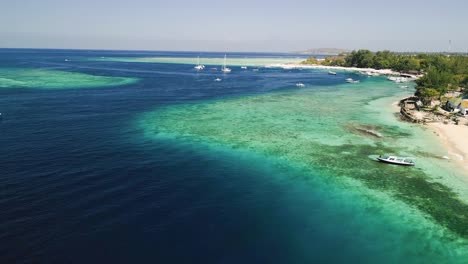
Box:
(362, 71, 379, 76)
(346, 78, 360, 83)
(194, 56, 205, 70)
(221, 55, 231, 73)
(328, 71, 337, 75)
(387, 76, 409, 83)
(214, 78, 222, 82)
(377, 155, 415, 166)
(241, 66, 248, 70)
(295, 83, 305, 87)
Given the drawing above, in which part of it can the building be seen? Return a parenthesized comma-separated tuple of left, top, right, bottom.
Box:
(458, 100, 468, 115)
(444, 98, 462, 112)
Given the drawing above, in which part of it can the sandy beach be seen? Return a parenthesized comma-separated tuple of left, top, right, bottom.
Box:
(267, 63, 401, 76)
(428, 121, 468, 171)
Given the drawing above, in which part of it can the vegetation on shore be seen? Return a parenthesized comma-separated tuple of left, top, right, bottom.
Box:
(303, 50, 468, 103)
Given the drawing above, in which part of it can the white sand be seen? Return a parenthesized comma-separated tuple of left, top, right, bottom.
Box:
(428, 122, 468, 171)
(266, 63, 401, 76)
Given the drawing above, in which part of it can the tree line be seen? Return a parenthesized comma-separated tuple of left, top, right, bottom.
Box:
(303, 50, 468, 101)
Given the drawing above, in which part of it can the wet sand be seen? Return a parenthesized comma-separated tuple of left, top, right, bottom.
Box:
(428, 121, 468, 171)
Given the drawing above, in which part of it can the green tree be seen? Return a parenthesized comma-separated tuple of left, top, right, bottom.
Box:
(345, 50, 375, 68)
(417, 88, 440, 105)
(322, 55, 345, 66)
(372, 50, 397, 69)
(303, 56, 319, 65)
(461, 76, 468, 88)
(416, 67, 454, 94)
(462, 77, 468, 97)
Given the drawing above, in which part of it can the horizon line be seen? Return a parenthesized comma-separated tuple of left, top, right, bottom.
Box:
(1, 47, 467, 55)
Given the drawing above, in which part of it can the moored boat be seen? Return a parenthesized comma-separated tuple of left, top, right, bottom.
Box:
(377, 155, 415, 166)
(194, 56, 205, 70)
(346, 78, 360, 83)
(221, 54, 231, 73)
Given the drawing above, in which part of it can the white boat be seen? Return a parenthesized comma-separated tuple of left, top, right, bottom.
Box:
(295, 83, 305, 87)
(194, 56, 205, 70)
(377, 155, 415, 166)
(241, 66, 248, 70)
(221, 55, 231, 73)
(362, 71, 380, 76)
(214, 78, 222, 82)
(387, 76, 409, 83)
(346, 78, 360, 83)
(328, 71, 337, 75)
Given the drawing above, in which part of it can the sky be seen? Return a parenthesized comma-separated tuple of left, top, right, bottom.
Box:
(1, 0, 467, 52)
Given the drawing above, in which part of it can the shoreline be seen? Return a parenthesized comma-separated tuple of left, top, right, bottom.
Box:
(427, 122, 468, 172)
(395, 96, 468, 173)
(267, 63, 403, 76)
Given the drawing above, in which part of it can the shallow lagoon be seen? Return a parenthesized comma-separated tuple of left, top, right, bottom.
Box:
(141, 77, 468, 261)
(0, 68, 138, 89)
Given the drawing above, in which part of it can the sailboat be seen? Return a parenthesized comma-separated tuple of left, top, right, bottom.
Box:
(221, 54, 231, 73)
(194, 56, 205, 70)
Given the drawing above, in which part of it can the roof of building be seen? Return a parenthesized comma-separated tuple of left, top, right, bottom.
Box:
(447, 98, 462, 106)
(460, 100, 468, 108)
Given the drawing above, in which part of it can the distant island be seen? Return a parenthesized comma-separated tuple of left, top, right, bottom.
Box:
(293, 48, 350, 55)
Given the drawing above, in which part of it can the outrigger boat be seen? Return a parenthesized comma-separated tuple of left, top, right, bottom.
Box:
(377, 155, 415, 166)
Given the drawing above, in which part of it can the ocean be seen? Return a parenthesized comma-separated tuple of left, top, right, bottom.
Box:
(1, 49, 468, 263)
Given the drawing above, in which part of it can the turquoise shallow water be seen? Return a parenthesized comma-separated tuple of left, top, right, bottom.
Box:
(93, 56, 304, 67)
(2, 49, 468, 263)
(0, 68, 138, 89)
(140, 75, 468, 262)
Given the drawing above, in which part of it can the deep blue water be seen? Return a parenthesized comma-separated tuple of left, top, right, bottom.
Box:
(1, 49, 377, 263)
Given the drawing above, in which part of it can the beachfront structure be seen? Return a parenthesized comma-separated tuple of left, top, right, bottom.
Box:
(458, 100, 468, 115)
(444, 98, 468, 115)
(444, 98, 462, 112)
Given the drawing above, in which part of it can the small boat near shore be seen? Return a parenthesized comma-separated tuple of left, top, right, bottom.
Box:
(387, 76, 410, 83)
(328, 71, 337, 75)
(377, 155, 415, 166)
(295, 83, 305, 87)
(346, 78, 360, 83)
